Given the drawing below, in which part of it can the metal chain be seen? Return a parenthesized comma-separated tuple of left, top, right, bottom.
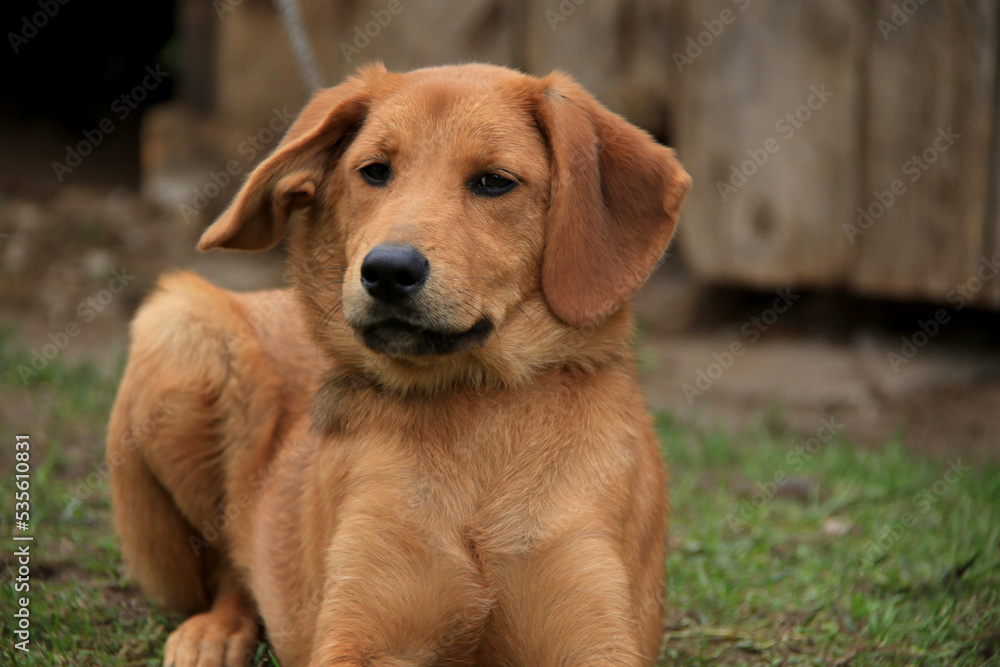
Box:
(273, 0, 325, 93)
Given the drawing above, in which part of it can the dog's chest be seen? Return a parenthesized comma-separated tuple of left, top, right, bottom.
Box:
(305, 368, 641, 560)
(331, 386, 587, 551)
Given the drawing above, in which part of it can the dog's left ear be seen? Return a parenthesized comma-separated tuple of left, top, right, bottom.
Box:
(198, 64, 386, 251)
(534, 72, 692, 328)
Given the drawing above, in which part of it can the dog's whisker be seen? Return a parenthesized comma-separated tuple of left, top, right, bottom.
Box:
(455, 301, 484, 327)
(457, 287, 539, 335)
(454, 290, 494, 322)
(460, 275, 503, 285)
(304, 279, 346, 298)
(463, 286, 538, 332)
(355, 228, 373, 248)
(455, 286, 495, 306)
(367, 110, 389, 134)
(314, 299, 344, 339)
(513, 303, 540, 332)
(319, 300, 343, 328)
(455, 292, 502, 355)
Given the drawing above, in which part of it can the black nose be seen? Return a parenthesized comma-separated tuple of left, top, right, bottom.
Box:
(360, 244, 430, 303)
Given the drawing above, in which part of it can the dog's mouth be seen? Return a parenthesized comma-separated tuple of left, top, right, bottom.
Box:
(358, 318, 495, 357)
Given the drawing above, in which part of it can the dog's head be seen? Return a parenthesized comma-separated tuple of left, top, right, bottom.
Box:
(199, 63, 690, 391)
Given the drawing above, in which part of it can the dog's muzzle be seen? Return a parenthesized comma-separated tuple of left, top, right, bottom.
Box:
(353, 243, 494, 357)
(360, 318, 494, 357)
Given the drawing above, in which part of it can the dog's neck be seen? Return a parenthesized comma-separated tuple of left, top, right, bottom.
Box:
(308, 300, 638, 433)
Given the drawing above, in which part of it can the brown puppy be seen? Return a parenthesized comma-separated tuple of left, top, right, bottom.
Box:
(108, 63, 690, 666)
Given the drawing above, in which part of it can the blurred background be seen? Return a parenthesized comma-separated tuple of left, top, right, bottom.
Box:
(3, 3, 1000, 664)
(2, 0, 999, 461)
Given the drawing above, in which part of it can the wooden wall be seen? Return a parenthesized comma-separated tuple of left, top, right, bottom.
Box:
(164, 0, 1000, 309)
(666, 0, 1000, 310)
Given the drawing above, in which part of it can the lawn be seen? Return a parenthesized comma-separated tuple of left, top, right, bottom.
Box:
(1, 333, 997, 666)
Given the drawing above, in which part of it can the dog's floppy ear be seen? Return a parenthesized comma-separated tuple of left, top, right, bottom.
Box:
(534, 72, 691, 328)
(198, 64, 386, 251)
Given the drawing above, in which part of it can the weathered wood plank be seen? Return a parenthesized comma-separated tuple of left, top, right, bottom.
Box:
(177, 0, 218, 113)
(215, 2, 308, 131)
(157, 0, 1000, 311)
(984, 6, 1000, 310)
(318, 0, 521, 82)
(670, 0, 865, 289)
(525, 0, 674, 138)
(851, 0, 998, 307)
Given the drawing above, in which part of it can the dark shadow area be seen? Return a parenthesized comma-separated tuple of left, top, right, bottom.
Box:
(1, 0, 176, 198)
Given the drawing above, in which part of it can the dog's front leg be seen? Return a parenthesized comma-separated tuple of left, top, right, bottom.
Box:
(303, 512, 490, 667)
(162, 569, 260, 667)
(482, 530, 656, 666)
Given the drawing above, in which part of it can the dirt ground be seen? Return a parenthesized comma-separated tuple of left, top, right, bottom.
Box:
(2, 180, 999, 465)
(635, 270, 1000, 463)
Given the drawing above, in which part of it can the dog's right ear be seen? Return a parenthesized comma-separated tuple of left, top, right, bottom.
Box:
(533, 72, 691, 329)
(198, 64, 386, 251)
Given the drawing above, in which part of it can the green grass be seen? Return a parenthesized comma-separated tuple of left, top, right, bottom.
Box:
(659, 412, 1000, 665)
(0, 334, 997, 665)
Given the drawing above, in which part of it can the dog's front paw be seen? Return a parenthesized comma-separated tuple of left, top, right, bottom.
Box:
(163, 610, 259, 667)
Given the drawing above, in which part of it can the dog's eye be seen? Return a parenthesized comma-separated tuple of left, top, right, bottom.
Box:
(359, 162, 392, 186)
(471, 172, 517, 197)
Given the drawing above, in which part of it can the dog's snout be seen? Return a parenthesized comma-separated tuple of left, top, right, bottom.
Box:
(360, 244, 430, 303)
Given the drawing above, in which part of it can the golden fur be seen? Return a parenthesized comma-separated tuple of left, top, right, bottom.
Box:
(108, 63, 691, 666)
